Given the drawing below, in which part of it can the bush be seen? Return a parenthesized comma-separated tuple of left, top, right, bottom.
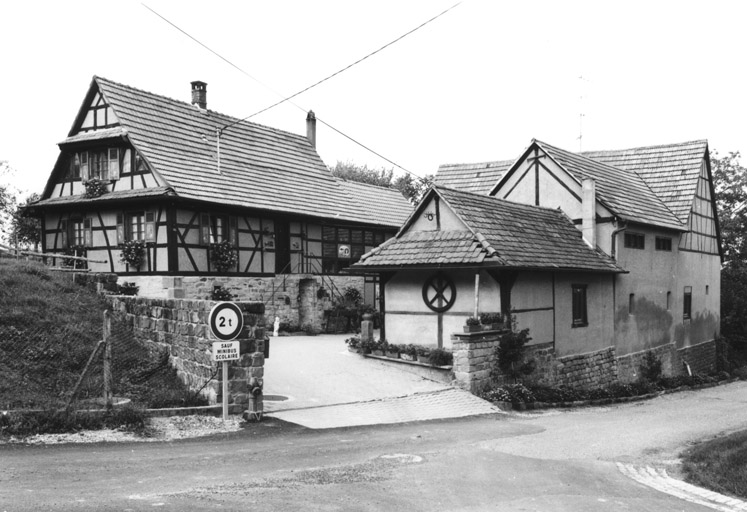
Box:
(465, 316, 480, 326)
(479, 387, 511, 403)
(503, 383, 535, 404)
(343, 286, 362, 307)
(428, 348, 453, 366)
(0, 405, 148, 438)
(118, 282, 139, 296)
(639, 352, 663, 382)
(211, 286, 233, 301)
(491, 328, 533, 383)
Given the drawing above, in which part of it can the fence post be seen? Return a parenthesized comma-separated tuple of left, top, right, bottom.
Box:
(103, 310, 113, 410)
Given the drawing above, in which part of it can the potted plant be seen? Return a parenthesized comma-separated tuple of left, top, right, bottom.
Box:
(416, 345, 432, 363)
(371, 339, 386, 356)
(464, 316, 482, 333)
(84, 178, 109, 198)
(210, 240, 238, 272)
(385, 343, 400, 359)
(400, 344, 418, 362)
(119, 239, 146, 269)
(480, 312, 504, 331)
(346, 335, 362, 353)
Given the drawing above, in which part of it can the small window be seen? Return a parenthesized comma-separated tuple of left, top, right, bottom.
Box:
(683, 286, 692, 320)
(624, 232, 645, 249)
(706, 285, 709, 295)
(90, 150, 109, 180)
(572, 284, 588, 327)
(128, 212, 146, 241)
(655, 237, 672, 251)
(629, 294, 635, 315)
(666, 291, 671, 310)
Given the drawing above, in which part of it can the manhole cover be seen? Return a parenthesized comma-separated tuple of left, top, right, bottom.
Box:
(263, 395, 289, 402)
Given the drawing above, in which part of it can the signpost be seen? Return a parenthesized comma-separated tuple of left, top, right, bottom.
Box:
(209, 302, 244, 420)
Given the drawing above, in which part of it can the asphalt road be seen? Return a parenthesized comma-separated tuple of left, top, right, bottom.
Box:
(2, 381, 747, 511)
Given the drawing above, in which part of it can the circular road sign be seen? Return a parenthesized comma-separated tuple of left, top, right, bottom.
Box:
(209, 302, 244, 341)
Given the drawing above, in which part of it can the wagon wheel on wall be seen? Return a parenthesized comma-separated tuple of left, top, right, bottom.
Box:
(422, 273, 456, 313)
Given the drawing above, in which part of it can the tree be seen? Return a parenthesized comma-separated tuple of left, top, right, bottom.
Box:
(0, 161, 18, 245)
(711, 150, 747, 266)
(330, 161, 433, 203)
(11, 193, 41, 250)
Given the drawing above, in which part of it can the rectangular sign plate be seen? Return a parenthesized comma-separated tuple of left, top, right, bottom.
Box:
(212, 341, 240, 362)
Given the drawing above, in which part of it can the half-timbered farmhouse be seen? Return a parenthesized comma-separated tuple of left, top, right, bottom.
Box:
(353, 139, 721, 386)
(29, 77, 413, 329)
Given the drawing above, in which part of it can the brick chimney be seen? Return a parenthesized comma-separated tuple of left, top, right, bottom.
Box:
(306, 110, 316, 148)
(581, 177, 596, 248)
(191, 81, 207, 109)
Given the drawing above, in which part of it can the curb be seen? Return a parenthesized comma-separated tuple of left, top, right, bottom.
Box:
(491, 377, 743, 412)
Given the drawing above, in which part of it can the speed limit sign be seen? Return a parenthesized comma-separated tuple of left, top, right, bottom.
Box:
(209, 302, 244, 341)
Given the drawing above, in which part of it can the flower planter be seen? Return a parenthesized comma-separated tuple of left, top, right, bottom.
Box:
(385, 351, 399, 359)
(400, 353, 416, 362)
(372, 350, 384, 356)
(347, 346, 360, 353)
(463, 325, 482, 333)
(417, 354, 431, 364)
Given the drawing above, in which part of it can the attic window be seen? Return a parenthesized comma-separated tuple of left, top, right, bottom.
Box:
(79, 92, 119, 131)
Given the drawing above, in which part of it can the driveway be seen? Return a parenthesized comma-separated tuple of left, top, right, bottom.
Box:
(261, 333, 501, 426)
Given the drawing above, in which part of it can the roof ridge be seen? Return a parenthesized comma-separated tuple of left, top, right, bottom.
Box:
(580, 139, 708, 154)
(333, 177, 404, 194)
(93, 75, 310, 143)
(435, 183, 571, 215)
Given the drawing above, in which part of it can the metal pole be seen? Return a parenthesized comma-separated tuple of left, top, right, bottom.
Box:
(222, 361, 228, 421)
(103, 310, 112, 409)
(474, 271, 480, 318)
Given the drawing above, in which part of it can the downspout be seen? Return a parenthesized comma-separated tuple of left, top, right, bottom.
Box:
(610, 218, 628, 260)
(216, 128, 222, 174)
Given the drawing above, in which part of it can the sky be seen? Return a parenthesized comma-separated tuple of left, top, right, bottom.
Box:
(1, 0, 745, 199)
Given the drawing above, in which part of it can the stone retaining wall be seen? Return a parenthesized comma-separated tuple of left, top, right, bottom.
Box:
(120, 274, 366, 333)
(106, 296, 266, 409)
(451, 331, 716, 393)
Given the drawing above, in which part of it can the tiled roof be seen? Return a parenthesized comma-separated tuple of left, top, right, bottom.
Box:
(334, 179, 413, 228)
(30, 187, 176, 208)
(354, 186, 625, 273)
(60, 127, 127, 144)
(87, 77, 407, 228)
(581, 140, 707, 223)
(534, 141, 685, 231)
(434, 160, 513, 194)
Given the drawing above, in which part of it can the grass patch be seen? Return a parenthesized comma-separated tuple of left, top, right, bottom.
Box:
(0, 404, 148, 438)
(682, 430, 747, 500)
(0, 257, 208, 421)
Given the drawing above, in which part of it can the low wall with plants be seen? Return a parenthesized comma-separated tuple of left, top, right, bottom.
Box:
(451, 330, 710, 393)
(106, 296, 266, 409)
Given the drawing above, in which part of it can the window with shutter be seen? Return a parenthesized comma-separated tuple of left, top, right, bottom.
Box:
(109, 148, 120, 180)
(145, 211, 156, 242)
(116, 213, 125, 244)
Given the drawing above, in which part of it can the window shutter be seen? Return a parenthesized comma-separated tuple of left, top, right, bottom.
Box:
(229, 216, 238, 246)
(84, 218, 92, 247)
(122, 149, 131, 175)
(80, 152, 89, 181)
(200, 214, 211, 246)
(60, 220, 68, 249)
(116, 213, 125, 244)
(145, 211, 156, 242)
(109, 148, 120, 180)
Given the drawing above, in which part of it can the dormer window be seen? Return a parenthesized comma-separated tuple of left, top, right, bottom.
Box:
(69, 148, 122, 182)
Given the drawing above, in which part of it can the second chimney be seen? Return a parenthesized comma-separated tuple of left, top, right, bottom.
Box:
(191, 81, 207, 109)
(581, 177, 597, 248)
(306, 110, 316, 148)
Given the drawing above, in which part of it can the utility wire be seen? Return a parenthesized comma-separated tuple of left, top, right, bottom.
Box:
(142, 2, 459, 181)
(229, 2, 462, 130)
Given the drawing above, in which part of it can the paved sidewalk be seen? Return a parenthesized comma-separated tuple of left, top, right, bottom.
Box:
(268, 388, 503, 429)
(618, 463, 747, 512)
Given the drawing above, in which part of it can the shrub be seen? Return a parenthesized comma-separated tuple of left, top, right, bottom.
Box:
(491, 328, 533, 383)
(639, 351, 663, 382)
(479, 386, 511, 403)
(479, 312, 503, 325)
(317, 287, 329, 300)
(343, 287, 363, 307)
(118, 282, 139, 296)
(428, 348, 453, 366)
(503, 383, 535, 404)
(209, 241, 238, 272)
(465, 316, 480, 326)
(211, 286, 233, 301)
